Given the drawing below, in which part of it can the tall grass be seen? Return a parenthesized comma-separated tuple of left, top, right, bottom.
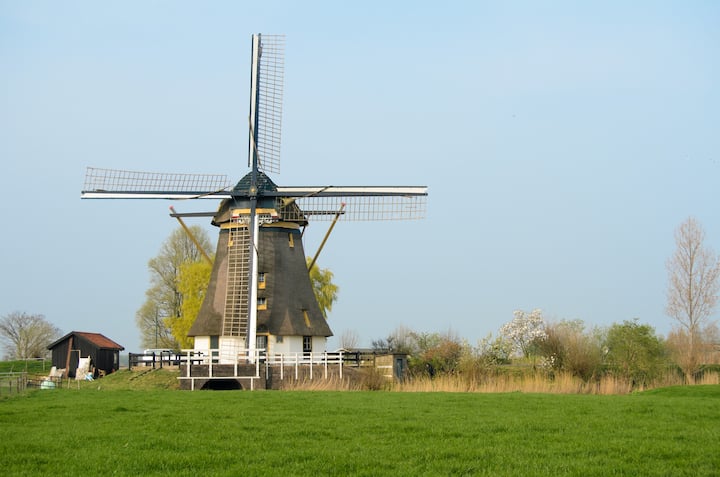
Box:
(284, 369, 720, 394)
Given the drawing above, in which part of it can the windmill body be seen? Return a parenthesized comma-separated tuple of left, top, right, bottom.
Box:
(81, 34, 427, 364)
(188, 171, 332, 361)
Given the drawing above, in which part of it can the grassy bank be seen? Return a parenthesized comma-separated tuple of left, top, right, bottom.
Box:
(1, 383, 718, 476)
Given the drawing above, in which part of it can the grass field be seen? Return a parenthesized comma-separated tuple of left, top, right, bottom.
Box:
(1, 370, 718, 476)
(0, 359, 51, 374)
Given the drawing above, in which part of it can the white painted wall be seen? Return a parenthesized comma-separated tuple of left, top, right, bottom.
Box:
(312, 336, 328, 353)
(192, 334, 328, 358)
(269, 336, 327, 356)
(193, 336, 210, 350)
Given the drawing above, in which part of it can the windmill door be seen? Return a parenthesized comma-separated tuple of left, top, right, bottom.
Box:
(256, 335, 268, 358)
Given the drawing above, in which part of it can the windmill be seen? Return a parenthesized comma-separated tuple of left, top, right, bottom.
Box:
(81, 34, 427, 363)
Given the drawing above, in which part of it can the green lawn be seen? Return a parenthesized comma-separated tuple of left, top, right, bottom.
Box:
(0, 359, 51, 374)
(0, 381, 718, 476)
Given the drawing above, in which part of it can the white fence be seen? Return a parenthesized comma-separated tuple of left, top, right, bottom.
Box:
(265, 352, 345, 380)
(177, 349, 346, 384)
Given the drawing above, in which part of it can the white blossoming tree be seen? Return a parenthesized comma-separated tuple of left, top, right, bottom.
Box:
(499, 309, 547, 358)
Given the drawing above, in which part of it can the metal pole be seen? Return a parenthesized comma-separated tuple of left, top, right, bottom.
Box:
(245, 33, 262, 364)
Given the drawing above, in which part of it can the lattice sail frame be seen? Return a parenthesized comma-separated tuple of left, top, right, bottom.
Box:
(279, 194, 426, 222)
(81, 167, 427, 221)
(83, 167, 232, 196)
(253, 34, 285, 175)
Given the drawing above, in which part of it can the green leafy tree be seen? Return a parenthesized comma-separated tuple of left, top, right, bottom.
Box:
(307, 258, 339, 319)
(136, 226, 212, 349)
(0, 312, 61, 359)
(605, 320, 666, 386)
(173, 258, 213, 348)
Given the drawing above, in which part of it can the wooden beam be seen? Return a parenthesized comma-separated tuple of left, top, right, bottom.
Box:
(63, 336, 73, 379)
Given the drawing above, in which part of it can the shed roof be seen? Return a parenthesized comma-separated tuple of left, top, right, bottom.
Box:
(48, 331, 125, 351)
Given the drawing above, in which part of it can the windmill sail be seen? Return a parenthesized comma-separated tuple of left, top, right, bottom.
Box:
(82, 167, 427, 219)
(250, 34, 284, 175)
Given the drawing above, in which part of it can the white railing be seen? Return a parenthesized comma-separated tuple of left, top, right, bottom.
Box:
(178, 349, 345, 381)
(179, 348, 265, 380)
(265, 352, 344, 380)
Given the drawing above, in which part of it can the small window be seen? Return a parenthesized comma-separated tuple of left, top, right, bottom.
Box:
(303, 336, 312, 354)
(258, 273, 266, 289)
(258, 297, 267, 310)
(276, 335, 284, 344)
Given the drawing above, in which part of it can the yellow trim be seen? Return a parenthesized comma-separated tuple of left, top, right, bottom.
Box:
(230, 208, 278, 216)
(303, 310, 311, 327)
(220, 220, 300, 231)
(288, 233, 295, 248)
(220, 222, 248, 230)
(262, 221, 300, 230)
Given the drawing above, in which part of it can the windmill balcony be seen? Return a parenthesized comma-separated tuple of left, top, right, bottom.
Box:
(177, 348, 350, 390)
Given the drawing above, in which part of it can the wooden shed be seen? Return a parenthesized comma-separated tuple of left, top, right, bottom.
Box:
(48, 331, 124, 378)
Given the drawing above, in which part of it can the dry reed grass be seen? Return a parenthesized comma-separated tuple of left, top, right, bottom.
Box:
(279, 370, 720, 395)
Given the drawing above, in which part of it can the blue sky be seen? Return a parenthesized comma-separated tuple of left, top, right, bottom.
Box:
(1, 1, 719, 354)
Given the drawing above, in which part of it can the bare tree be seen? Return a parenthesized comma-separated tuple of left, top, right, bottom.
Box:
(0, 312, 62, 359)
(136, 226, 212, 350)
(338, 329, 360, 350)
(666, 217, 720, 377)
(666, 325, 720, 380)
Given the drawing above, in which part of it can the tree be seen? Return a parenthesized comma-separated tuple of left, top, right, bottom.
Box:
(538, 320, 604, 381)
(173, 258, 213, 348)
(414, 330, 466, 375)
(371, 326, 468, 376)
(499, 309, 547, 359)
(666, 217, 720, 376)
(604, 320, 666, 386)
(0, 312, 61, 359)
(136, 226, 212, 349)
(476, 333, 512, 366)
(666, 323, 720, 381)
(307, 258, 339, 319)
(338, 329, 360, 349)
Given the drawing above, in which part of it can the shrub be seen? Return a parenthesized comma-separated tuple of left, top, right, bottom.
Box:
(538, 320, 604, 381)
(604, 320, 667, 386)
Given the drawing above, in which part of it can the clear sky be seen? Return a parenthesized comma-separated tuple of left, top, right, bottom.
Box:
(1, 1, 719, 354)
